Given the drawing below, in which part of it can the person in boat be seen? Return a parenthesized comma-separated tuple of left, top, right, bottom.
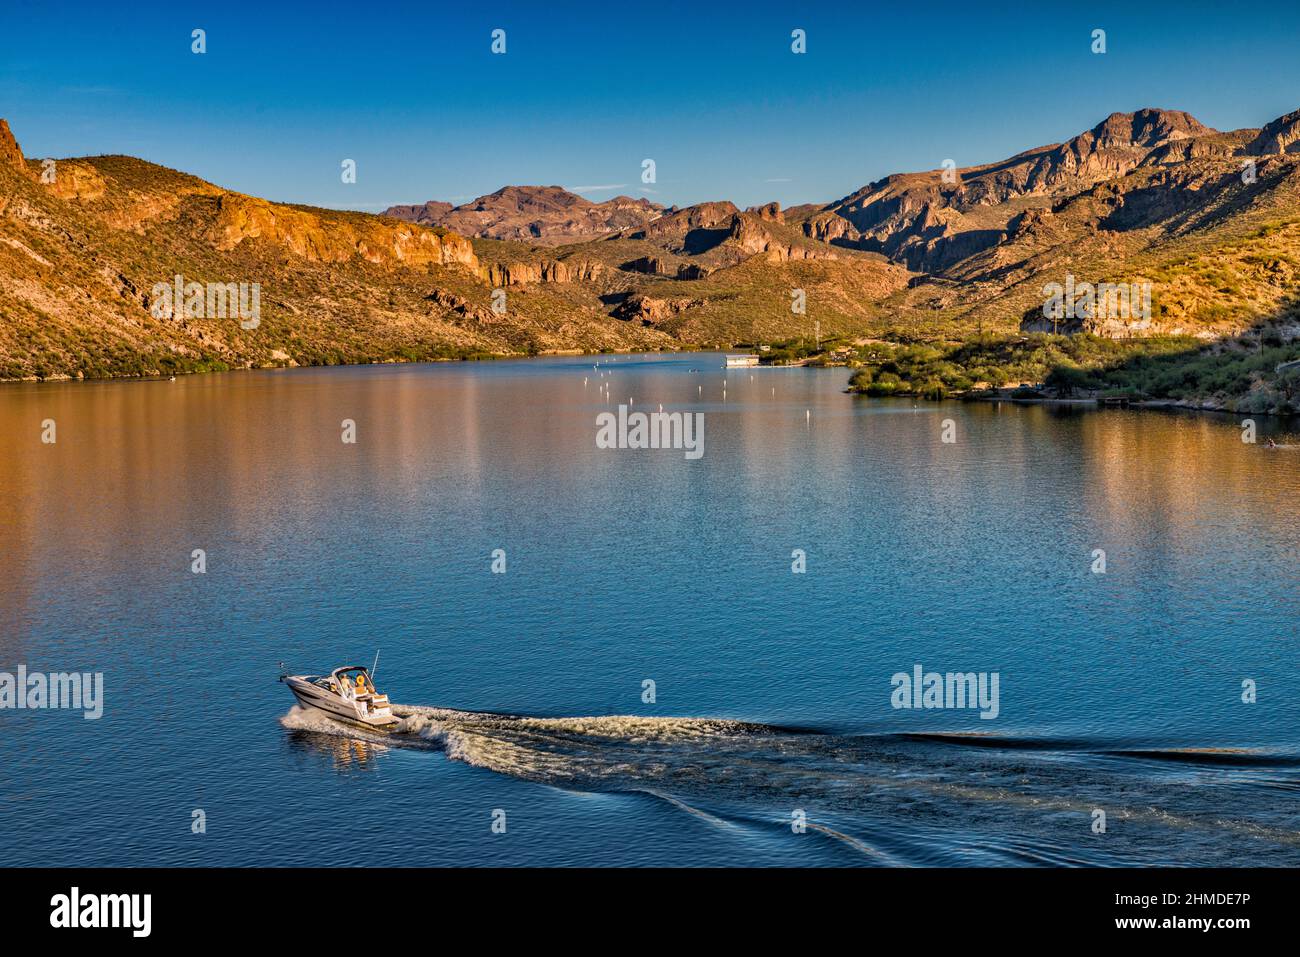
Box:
(356, 673, 369, 695)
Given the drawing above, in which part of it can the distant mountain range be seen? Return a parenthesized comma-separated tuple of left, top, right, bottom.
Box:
(3, 107, 1300, 382)
(384, 186, 664, 244)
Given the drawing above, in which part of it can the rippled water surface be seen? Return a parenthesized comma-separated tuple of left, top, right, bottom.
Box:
(2, 354, 1298, 866)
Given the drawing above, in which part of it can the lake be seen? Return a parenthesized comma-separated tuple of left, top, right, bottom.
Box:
(2, 353, 1298, 866)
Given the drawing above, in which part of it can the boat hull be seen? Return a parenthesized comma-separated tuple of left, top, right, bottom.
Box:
(285, 677, 402, 730)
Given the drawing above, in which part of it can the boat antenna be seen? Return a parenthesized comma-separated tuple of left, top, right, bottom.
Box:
(371, 649, 381, 681)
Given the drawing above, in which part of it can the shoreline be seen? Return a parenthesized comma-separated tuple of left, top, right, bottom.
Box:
(963, 391, 1294, 417)
(850, 388, 1299, 420)
(0, 346, 700, 386)
(5, 351, 1294, 421)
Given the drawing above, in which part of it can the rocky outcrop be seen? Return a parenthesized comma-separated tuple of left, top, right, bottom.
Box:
(1147, 131, 1249, 165)
(1244, 109, 1300, 155)
(801, 109, 1225, 276)
(802, 212, 860, 244)
(425, 287, 496, 323)
(620, 255, 713, 279)
(727, 214, 838, 261)
(1005, 207, 1062, 242)
(621, 255, 673, 275)
(640, 202, 739, 241)
(746, 201, 784, 223)
(384, 200, 453, 223)
(384, 186, 663, 244)
(45, 161, 107, 201)
(479, 257, 603, 286)
(212, 194, 479, 270)
(0, 119, 27, 174)
(1015, 109, 1211, 192)
(612, 293, 708, 324)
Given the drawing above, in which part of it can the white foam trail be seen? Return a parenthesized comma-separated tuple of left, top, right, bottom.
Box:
(387, 706, 765, 782)
(394, 704, 763, 740)
(280, 704, 353, 735)
(279, 703, 1300, 858)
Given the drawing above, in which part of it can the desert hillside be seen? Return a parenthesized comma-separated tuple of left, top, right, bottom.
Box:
(3, 107, 1300, 387)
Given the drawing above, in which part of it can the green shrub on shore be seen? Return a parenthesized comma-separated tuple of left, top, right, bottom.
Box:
(846, 332, 1300, 411)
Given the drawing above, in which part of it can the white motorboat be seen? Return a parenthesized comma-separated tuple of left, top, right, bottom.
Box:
(280, 665, 401, 730)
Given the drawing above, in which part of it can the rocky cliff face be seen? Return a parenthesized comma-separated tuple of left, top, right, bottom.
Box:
(1245, 109, 1300, 155)
(797, 109, 1231, 273)
(746, 201, 784, 223)
(478, 257, 604, 286)
(639, 201, 738, 242)
(46, 161, 107, 201)
(425, 287, 498, 323)
(727, 213, 838, 261)
(213, 194, 478, 270)
(612, 293, 709, 325)
(0, 119, 27, 174)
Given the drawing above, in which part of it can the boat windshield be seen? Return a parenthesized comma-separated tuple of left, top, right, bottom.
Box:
(335, 668, 375, 694)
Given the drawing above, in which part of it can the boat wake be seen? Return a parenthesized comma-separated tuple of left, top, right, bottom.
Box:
(280, 704, 1300, 866)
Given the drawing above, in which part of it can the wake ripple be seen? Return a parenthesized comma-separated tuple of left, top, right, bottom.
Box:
(279, 703, 1300, 866)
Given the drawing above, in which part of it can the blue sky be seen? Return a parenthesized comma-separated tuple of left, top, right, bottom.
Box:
(2, 0, 1299, 212)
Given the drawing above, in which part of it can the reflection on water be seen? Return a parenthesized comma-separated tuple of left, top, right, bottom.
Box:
(285, 730, 388, 772)
(1, 355, 1298, 866)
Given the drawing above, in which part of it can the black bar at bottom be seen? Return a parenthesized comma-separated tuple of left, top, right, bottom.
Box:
(2, 866, 1285, 941)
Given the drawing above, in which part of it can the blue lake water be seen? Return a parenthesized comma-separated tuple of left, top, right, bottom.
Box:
(2, 353, 1298, 866)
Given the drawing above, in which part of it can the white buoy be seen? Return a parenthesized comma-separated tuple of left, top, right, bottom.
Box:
(806, 409, 811, 425)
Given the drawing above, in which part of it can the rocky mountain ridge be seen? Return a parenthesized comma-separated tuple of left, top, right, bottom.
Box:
(384, 185, 664, 244)
(4, 106, 1300, 381)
